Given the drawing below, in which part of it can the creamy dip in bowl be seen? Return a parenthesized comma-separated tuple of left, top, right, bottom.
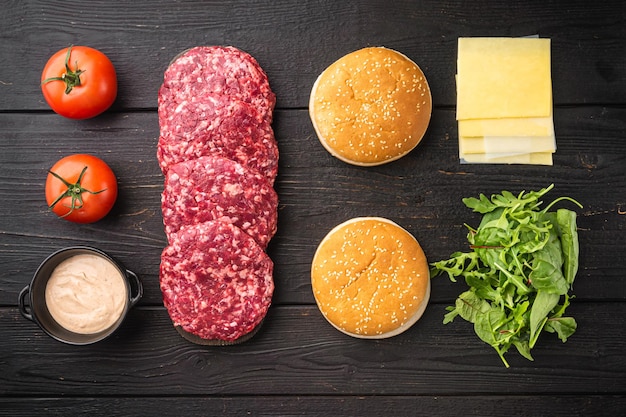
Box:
(19, 246, 142, 345)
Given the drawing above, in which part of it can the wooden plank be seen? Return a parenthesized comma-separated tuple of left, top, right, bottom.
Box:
(2, 303, 625, 396)
(1, 107, 625, 306)
(0, 111, 166, 306)
(0, 0, 624, 111)
(1, 395, 625, 417)
(0, 1, 624, 415)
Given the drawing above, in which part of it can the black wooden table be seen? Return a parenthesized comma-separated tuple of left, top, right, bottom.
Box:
(1, 1, 625, 415)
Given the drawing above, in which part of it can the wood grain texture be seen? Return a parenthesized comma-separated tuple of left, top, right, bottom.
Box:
(2, 395, 626, 417)
(1, 303, 625, 397)
(0, 108, 624, 305)
(0, 0, 624, 111)
(1, 1, 625, 415)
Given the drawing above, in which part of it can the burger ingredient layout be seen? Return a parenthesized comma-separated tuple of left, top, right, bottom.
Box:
(430, 184, 582, 367)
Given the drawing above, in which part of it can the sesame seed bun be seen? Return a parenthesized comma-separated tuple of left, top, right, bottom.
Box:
(311, 217, 430, 338)
(309, 47, 432, 166)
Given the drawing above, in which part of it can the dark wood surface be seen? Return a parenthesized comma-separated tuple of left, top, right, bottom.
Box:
(1, 1, 625, 415)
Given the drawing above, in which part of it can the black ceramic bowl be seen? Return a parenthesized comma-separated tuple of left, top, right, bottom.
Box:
(18, 246, 142, 345)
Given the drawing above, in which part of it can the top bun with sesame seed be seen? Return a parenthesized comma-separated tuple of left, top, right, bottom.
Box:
(309, 47, 432, 166)
(311, 217, 430, 339)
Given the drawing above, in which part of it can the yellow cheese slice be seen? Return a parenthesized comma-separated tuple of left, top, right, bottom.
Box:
(456, 37, 552, 120)
(459, 151, 553, 165)
(458, 115, 554, 137)
(459, 135, 556, 154)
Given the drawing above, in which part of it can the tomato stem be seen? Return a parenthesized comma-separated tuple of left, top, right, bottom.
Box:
(41, 45, 85, 94)
(48, 165, 106, 218)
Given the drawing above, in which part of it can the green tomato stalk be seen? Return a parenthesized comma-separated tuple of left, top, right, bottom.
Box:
(41, 45, 85, 94)
(48, 166, 106, 218)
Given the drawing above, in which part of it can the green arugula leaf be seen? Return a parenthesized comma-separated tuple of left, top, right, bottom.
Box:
(443, 306, 460, 324)
(453, 291, 491, 323)
(544, 317, 577, 342)
(430, 251, 478, 283)
(529, 231, 569, 295)
(474, 307, 508, 346)
(463, 193, 497, 214)
(512, 339, 534, 362)
(529, 290, 560, 348)
(556, 209, 580, 286)
(473, 307, 513, 367)
(431, 184, 582, 367)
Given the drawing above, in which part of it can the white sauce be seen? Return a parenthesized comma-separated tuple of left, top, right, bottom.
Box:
(45, 253, 127, 334)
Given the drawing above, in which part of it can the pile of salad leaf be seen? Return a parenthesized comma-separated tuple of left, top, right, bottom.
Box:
(431, 184, 582, 367)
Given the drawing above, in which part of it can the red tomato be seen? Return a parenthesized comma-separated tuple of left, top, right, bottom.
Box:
(45, 154, 118, 223)
(41, 45, 117, 119)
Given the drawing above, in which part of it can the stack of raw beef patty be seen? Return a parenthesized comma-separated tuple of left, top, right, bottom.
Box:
(157, 46, 279, 344)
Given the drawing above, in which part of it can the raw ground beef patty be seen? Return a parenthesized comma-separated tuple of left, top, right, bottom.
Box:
(160, 220, 274, 342)
(160, 45, 275, 122)
(161, 155, 278, 249)
(157, 93, 279, 183)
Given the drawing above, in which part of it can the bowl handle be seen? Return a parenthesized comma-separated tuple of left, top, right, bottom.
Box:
(126, 270, 143, 307)
(18, 285, 34, 322)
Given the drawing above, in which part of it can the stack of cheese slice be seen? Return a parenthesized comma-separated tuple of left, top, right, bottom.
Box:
(456, 37, 555, 165)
